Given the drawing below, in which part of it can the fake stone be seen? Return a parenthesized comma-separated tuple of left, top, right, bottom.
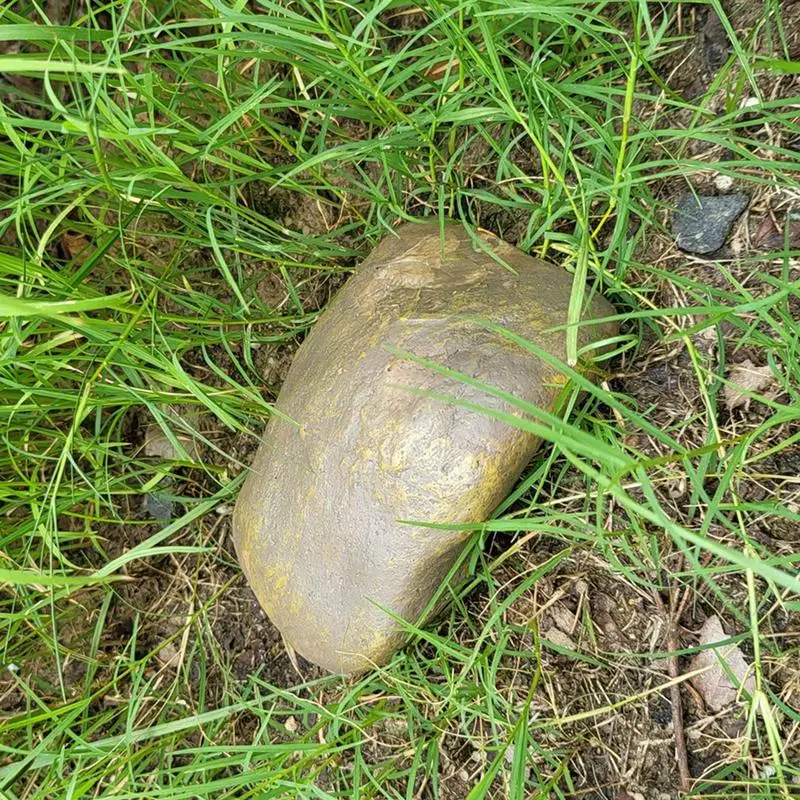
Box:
(233, 222, 617, 674)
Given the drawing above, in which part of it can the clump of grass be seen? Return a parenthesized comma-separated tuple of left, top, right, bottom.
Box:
(1, 1, 799, 798)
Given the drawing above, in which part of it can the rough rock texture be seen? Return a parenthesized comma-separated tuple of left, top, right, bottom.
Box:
(233, 222, 618, 674)
(690, 615, 756, 711)
(673, 192, 749, 254)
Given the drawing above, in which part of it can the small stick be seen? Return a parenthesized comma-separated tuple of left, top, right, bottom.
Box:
(652, 588, 692, 794)
(674, 551, 715, 624)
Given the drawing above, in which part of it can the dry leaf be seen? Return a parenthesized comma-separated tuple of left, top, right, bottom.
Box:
(425, 58, 461, 78)
(723, 359, 776, 409)
(752, 215, 781, 250)
(689, 615, 755, 711)
(751, 213, 800, 251)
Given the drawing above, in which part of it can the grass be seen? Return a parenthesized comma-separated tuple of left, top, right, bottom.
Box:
(1, 0, 799, 797)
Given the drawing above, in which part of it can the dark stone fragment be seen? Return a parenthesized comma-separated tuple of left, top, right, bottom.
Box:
(701, 11, 730, 72)
(673, 193, 749, 254)
(142, 492, 175, 521)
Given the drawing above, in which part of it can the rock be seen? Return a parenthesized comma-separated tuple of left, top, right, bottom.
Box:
(144, 424, 200, 462)
(673, 192, 749, 254)
(617, 791, 646, 800)
(701, 10, 730, 72)
(550, 604, 577, 636)
(142, 489, 175, 521)
(156, 642, 179, 666)
(233, 222, 617, 673)
(723, 359, 777, 410)
(544, 628, 577, 651)
(713, 174, 734, 192)
(689, 615, 756, 711)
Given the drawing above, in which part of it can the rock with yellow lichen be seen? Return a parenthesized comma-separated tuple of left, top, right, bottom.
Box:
(232, 222, 618, 674)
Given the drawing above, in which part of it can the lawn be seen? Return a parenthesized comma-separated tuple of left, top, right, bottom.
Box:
(0, 1, 799, 798)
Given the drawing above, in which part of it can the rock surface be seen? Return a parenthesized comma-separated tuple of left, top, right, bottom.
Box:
(673, 192, 749, 254)
(142, 490, 175, 521)
(690, 615, 755, 711)
(723, 359, 777, 410)
(233, 222, 618, 674)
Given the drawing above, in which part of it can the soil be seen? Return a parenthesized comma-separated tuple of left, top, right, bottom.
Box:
(2, 1, 799, 797)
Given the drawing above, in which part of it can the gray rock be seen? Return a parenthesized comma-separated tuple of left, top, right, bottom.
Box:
(673, 192, 749, 254)
(233, 222, 618, 674)
(142, 490, 175, 521)
(144, 423, 200, 462)
(689, 615, 755, 711)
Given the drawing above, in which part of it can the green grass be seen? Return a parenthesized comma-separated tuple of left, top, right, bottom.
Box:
(1, 0, 799, 797)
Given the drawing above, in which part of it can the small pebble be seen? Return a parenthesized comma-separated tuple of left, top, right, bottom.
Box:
(142, 492, 175, 521)
(545, 628, 577, 650)
(673, 192, 749, 254)
(572, 578, 589, 597)
(760, 765, 776, 779)
(714, 174, 734, 191)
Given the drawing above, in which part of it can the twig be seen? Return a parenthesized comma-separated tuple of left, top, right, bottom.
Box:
(652, 588, 692, 794)
(674, 551, 715, 624)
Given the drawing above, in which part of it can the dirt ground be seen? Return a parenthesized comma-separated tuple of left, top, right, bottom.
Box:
(2, 1, 800, 797)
